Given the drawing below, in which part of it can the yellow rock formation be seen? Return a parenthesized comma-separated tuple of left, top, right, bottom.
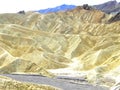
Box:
(0, 7, 120, 88)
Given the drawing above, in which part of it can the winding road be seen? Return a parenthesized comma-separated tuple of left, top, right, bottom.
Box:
(1, 74, 109, 90)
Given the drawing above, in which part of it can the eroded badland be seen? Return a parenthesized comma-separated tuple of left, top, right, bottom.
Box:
(0, 6, 120, 89)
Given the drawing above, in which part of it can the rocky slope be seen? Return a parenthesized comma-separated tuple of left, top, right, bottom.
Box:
(94, 0, 120, 14)
(108, 12, 120, 23)
(0, 7, 120, 89)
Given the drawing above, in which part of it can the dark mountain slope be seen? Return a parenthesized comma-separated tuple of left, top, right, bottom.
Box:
(94, 0, 120, 13)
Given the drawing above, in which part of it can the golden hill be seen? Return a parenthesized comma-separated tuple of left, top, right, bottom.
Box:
(0, 7, 120, 89)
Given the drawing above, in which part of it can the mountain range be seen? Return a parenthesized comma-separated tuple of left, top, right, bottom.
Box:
(38, 4, 76, 14)
(94, 0, 120, 14)
(37, 0, 120, 14)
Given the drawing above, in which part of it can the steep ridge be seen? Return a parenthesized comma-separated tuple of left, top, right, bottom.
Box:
(108, 12, 120, 23)
(22, 8, 111, 33)
(0, 7, 120, 89)
(0, 7, 109, 27)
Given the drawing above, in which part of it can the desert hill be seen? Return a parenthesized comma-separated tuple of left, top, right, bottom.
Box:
(0, 6, 120, 89)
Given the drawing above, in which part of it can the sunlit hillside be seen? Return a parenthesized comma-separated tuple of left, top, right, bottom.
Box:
(0, 6, 120, 89)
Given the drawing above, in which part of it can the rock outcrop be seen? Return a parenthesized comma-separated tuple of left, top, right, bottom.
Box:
(108, 12, 120, 23)
(82, 4, 94, 10)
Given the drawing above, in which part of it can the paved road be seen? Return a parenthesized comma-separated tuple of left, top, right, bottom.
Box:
(1, 74, 109, 90)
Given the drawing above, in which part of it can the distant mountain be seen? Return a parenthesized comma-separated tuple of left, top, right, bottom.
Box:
(38, 4, 76, 14)
(37, 1, 120, 14)
(93, 0, 120, 14)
